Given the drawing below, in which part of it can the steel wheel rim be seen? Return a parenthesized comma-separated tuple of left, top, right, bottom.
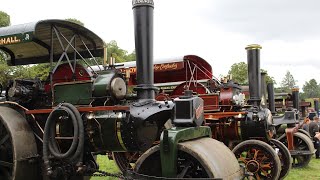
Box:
(0, 119, 13, 180)
(279, 132, 313, 168)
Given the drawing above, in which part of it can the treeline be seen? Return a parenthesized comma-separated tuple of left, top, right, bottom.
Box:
(228, 62, 320, 99)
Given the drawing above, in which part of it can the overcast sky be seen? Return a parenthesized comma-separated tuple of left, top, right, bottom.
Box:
(2, 0, 320, 89)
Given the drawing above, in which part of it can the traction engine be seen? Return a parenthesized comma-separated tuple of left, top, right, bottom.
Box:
(0, 1, 242, 180)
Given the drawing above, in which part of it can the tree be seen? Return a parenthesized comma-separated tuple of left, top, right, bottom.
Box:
(301, 79, 320, 99)
(228, 62, 276, 85)
(65, 18, 84, 26)
(0, 11, 10, 27)
(280, 70, 297, 93)
(106, 40, 135, 63)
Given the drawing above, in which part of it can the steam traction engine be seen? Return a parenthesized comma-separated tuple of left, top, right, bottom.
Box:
(113, 46, 292, 179)
(0, 1, 243, 180)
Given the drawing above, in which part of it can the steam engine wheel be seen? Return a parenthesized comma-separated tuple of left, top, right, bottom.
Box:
(112, 152, 140, 172)
(269, 139, 292, 179)
(232, 140, 281, 180)
(0, 106, 39, 180)
(278, 132, 314, 168)
(134, 138, 241, 179)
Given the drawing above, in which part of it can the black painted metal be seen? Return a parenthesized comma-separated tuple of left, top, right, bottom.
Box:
(132, 0, 156, 100)
(292, 89, 299, 110)
(267, 83, 276, 115)
(314, 99, 319, 117)
(261, 72, 267, 108)
(246, 45, 262, 107)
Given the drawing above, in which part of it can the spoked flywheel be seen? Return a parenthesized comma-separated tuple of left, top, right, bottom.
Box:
(232, 139, 281, 180)
(134, 138, 241, 179)
(0, 106, 39, 180)
(278, 132, 314, 168)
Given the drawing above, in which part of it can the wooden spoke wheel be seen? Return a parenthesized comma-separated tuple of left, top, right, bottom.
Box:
(269, 139, 292, 179)
(134, 138, 241, 179)
(278, 132, 314, 168)
(232, 140, 281, 180)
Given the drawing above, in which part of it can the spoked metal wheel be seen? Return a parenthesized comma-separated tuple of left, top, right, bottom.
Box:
(112, 152, 140, 172)
(232, 140, 281, 180)
(134, 138, 241, 179)
(269, 139, 292, 179)
(278, 132, 314, 168)
(0, 106, 39, 180)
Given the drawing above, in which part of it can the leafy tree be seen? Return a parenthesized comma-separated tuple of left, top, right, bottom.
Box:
(280, 70, 297, 93)
(106, 40, 135, 63)
(301, 79, 320, 99)
(0, 11, 10, 27)
(228, 62, 248, 84)
(65, 18, 84, 26)
(228, 62, 276, 85)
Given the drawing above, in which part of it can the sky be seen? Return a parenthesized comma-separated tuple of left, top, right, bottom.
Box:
(2, 0, 320, 89)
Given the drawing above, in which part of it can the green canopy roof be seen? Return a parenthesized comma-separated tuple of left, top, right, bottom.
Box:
(0, 19, 104, 65)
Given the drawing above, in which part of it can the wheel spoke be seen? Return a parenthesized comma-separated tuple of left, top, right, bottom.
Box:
(253, 149, 259, 160)
(239, 156, 247, 163)
(260, 163, 271, 169)
(177, 161, 192, 178)
(0, 160, 13, 168)
(0, 134, 9, 146)
(255, 172, 261, 180)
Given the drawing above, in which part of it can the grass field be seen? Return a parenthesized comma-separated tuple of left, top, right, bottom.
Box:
(92, 155, 320, 180)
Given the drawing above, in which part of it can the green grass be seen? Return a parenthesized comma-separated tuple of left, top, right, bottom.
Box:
(92, 155, 320, 179)
(285, 157, 320, 180)
(91, 155, 119, 180)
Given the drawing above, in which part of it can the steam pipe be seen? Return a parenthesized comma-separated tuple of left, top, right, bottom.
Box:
(267, 83, 276, 115)
(246, 44, 262, 107)
(132, 0, 156, 100)
(292, 88, 299, 110)
(314, 98, 319, 117)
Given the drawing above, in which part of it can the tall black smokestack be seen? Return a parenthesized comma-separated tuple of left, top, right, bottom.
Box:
(292, 88, 299, 110)
(260, 72, 267, 108)
(246, 44, 262, 107)
(314, 98, 319, 117)
(267, 83, 276, 115)
(132, 0, 156, 100)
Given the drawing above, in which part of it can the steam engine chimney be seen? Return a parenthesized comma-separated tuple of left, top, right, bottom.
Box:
(132, 0, 156, 100)
(292, 88, 299, 110)
(267, 83, 276, 115)
(246, 44, 262, 107)
(314, 98, 319, 117)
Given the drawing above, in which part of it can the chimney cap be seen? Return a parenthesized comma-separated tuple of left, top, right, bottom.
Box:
(245, 44, 262, 50)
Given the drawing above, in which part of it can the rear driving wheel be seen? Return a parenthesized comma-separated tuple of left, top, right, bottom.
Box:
(0, 106, 39, 180)
(0, 121, 13, 180)
(278, 132, 314, 168)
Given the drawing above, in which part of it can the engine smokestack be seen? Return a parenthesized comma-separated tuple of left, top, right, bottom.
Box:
(314, 98, 319, 117)
(292, 88, 299, 110)
(267, 83, 276, 115)
(246, 44, 262, 107)
(132, 0, 156, 100)
(260, 72, 267, 108)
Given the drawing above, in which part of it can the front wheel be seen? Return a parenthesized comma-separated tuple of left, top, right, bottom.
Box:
(232, 139, 281, 180)
(134, 137, 242, 179)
